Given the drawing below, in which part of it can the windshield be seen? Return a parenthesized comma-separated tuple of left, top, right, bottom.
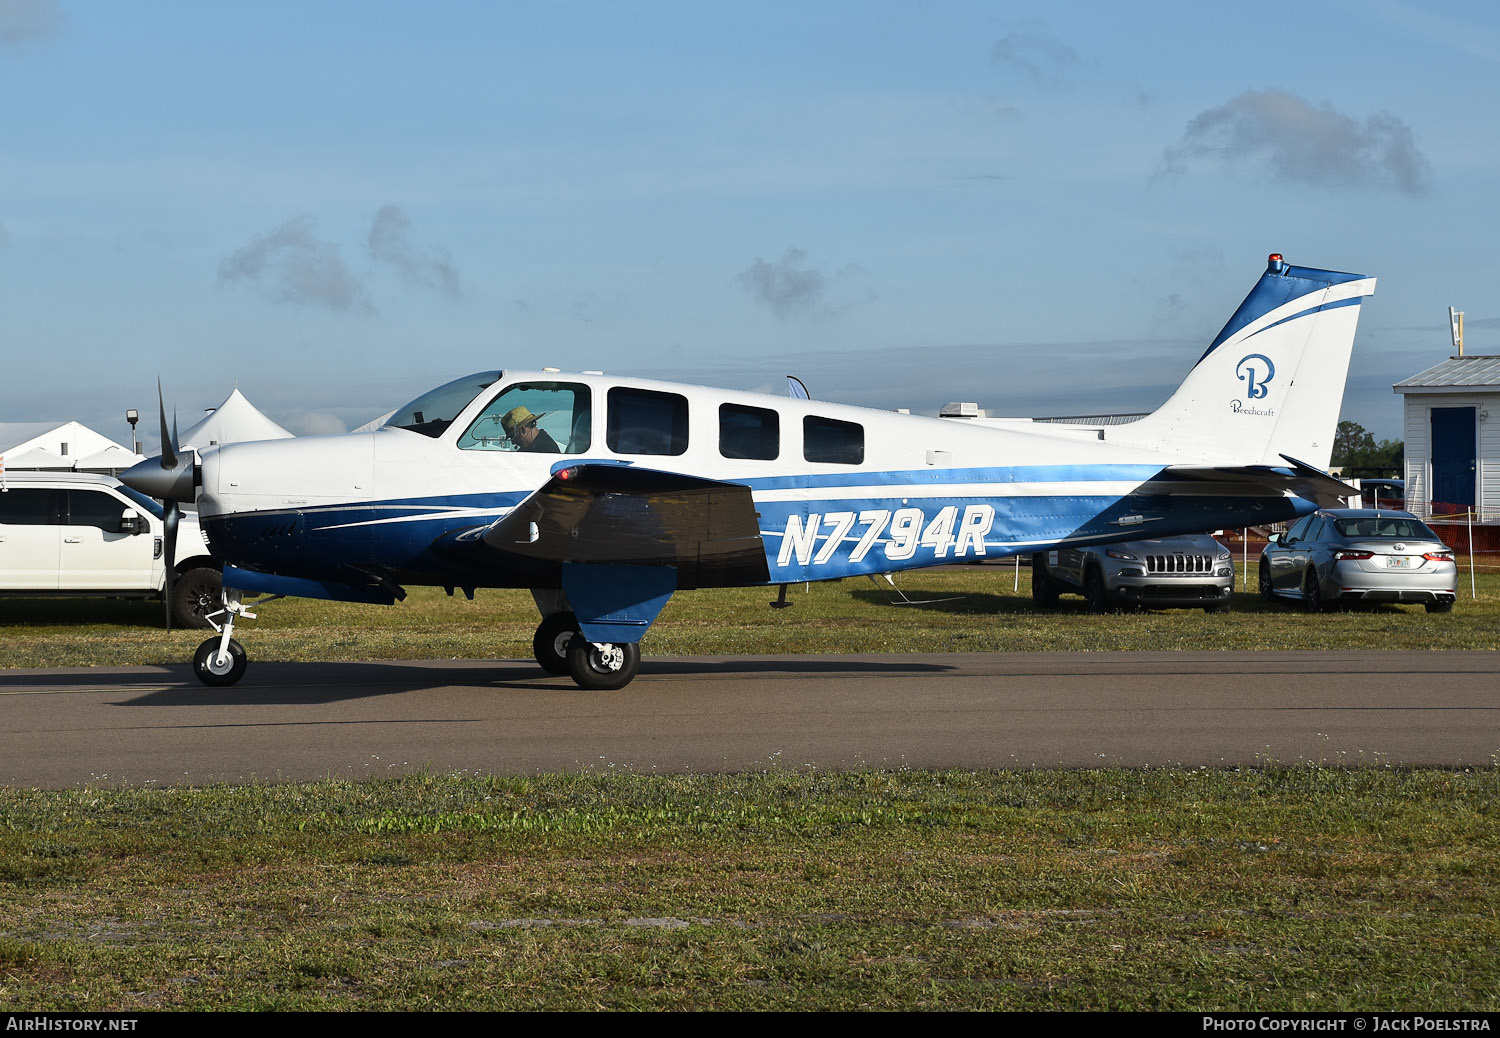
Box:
(386, 371, 502, 438)
(1333, 516, 1440, 540)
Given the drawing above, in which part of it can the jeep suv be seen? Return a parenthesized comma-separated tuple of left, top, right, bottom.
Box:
(0, 471, 221, 628)
(1031, 533, 1234, 613)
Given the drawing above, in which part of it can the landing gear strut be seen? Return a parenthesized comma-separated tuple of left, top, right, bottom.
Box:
(192, 588, 260, 687)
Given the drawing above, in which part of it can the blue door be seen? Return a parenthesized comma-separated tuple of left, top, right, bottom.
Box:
(1430, 406, 1476, 507)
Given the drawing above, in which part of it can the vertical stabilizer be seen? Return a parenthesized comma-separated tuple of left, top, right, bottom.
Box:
(1113, 255, 1375, 469)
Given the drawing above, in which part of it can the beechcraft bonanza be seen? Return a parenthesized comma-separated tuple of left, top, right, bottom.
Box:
(124, 254, 1374, 690)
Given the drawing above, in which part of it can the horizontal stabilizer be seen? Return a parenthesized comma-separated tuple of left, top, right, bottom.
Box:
(1163, 456, 1357, 509)
(481, 463, 770, 588)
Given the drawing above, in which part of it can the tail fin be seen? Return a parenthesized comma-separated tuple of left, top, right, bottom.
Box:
(1113, 254, 1376, 469)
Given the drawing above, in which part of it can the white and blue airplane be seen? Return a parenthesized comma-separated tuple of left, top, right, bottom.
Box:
(124, 254, 1374, 690)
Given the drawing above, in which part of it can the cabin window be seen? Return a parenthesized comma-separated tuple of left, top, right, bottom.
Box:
(803, 415, 864, 464)
(459, 382, 592, 454)
(719, 403, 779, 460)
(607, 388, 689, 456)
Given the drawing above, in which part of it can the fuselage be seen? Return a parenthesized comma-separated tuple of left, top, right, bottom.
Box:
(195, 369, 1312, 593)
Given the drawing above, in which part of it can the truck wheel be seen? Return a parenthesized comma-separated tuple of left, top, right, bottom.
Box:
(1031, 554, 1060, 606)
(1084, 566, 1109, 614)
(171, 567, 222, 629)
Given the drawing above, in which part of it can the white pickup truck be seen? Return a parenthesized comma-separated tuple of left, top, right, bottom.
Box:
(0, 471, 221, 628)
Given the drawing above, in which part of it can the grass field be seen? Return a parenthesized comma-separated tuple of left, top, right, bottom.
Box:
(2, 769, 1498, 1011)
(2, 562, 1497, 1010)
(3, 561, 1499, 669)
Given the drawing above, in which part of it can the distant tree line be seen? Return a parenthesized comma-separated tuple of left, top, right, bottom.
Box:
(1331, 420, 1403, 478)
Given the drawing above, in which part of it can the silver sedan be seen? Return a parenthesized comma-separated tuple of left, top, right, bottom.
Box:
(1259, 508, 1457, 613)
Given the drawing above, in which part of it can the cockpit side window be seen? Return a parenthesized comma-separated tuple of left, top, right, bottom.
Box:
(388, 371, 502, 438)
(459, 382, 592, 454)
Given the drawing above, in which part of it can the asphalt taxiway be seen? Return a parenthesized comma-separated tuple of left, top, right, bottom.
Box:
(1, 651, 1496, 786)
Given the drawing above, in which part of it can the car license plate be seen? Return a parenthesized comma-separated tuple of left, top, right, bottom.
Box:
(1386, 556, 1412, 568)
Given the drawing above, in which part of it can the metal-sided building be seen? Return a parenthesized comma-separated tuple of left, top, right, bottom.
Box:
(1393, 355, 1500, 522)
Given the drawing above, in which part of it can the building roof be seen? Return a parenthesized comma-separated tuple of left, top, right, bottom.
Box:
(1394, 355, 1500, 394)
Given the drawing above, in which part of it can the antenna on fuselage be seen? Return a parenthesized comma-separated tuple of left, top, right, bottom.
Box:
(787, 375, 810, 400)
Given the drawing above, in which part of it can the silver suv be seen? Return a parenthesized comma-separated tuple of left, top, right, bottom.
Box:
(0, 471, 221, 628)
(1032, 534, 1234, 613)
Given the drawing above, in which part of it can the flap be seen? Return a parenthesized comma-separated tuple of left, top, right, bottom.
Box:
(480, 463, 769, 587)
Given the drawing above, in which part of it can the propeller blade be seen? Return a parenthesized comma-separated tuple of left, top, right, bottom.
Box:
(157, 379, 177, 471)
(163, 500, 179, 632)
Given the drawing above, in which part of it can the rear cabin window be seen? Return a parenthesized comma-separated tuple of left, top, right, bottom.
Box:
(719, 403, 779, 460)
(459, 382, 591, 454)
(607, 388, 688, 456)
(803, 415, 864, 464)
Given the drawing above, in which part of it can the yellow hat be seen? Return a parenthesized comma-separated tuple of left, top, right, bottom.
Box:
(500, 406, 547, 436)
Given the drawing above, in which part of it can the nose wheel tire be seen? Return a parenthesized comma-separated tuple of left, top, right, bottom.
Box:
(566, 635, 641, 691)
(193, 637, 248, 687)
(533, 612, 581, 675)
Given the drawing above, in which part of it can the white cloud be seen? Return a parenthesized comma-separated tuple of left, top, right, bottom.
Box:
(368, 204, 462, 299)
(1161, 89, 1431, 197)
(218, 215, 372, 313)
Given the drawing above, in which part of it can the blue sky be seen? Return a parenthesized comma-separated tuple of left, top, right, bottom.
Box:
(3, 0, 1497, 448)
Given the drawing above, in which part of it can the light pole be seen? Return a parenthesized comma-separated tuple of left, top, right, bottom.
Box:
(125, 409, 139, 455)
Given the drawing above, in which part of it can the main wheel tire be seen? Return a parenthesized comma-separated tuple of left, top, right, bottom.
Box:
(1258, 561, 1274, 602)
(565, 635, 641, 691)
(1084, 566, 1109, 614)
(533, 612, 581, 675)
(193, 637, 247, 687)
(1030, 554, 1060, 607)
(1301, 569, 1324, 613)
(1425, 599, 1455, 614)
(171, 567, 223, 630)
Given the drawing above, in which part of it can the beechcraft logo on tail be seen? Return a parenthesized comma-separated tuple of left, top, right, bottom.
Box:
(1231, 353, 1277, 416)
(1235, 354, 1275, 398)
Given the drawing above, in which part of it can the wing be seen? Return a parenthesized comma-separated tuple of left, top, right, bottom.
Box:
(479, 462, 770, 588)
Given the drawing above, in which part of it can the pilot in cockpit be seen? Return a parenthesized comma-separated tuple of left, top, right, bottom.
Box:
(501, 406, 561, 453)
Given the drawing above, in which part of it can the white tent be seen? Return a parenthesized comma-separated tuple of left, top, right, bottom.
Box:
(73, 444, 147, 474)
(2, 446, 71, 470)
(177, 388, 294, 449)
(0, 420, 126, 466)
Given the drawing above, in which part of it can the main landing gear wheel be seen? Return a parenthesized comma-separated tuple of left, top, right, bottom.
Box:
(193, 637, 248, 687)
(566, 635, 640, 691)
(533, 612, 581, 675)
